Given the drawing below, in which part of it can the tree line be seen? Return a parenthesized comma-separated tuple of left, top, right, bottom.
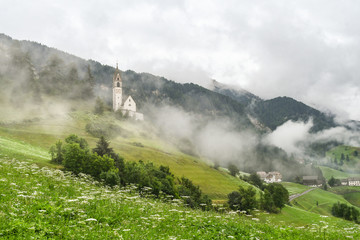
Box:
(49, 134, 212, 210)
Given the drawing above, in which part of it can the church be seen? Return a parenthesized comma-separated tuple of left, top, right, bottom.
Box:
(113, 64, 144, 121)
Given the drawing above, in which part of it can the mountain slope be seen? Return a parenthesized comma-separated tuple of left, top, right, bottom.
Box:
(251, 96, 337, 132)
(210, 79, 261, 106)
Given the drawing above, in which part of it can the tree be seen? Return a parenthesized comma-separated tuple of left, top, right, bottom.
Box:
(354, 151, 358, 157)
(228, 163, 239, 177)
(328, 176, 336, 187)
(94, 97, 105, 115)
(248, 172, 263, 189)
(228, 186, 257, 213)
(49, 140, 64, 164)
(260, 189, 277, 213)
(93, 136, 113, 156)
(265, 183, 289, 210)
(346, 155, 350, 162)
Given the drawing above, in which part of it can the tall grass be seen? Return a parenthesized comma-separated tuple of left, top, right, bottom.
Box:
(1, 156, 358, 239)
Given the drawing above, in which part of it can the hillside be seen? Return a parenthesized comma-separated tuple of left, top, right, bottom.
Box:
(3, 155, 359, 239)
(0, 33, 254, 131)
(251, 97, 337, 132)
(0, 109, 255, 200)
(325, 145, 360, 173)
(210, 79, 261, 107)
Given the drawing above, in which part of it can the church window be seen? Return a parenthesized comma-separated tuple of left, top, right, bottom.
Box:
(117, 82, 120, 87)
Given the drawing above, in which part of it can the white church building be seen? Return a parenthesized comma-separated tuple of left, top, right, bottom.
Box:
(113, 64, 144, 121)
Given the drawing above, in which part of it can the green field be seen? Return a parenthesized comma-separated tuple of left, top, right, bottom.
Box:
(344, 192, 360, 208)
(280, 182, 311, 195)
(326, 145, 360, 172)
(319, 166, 360, 180)
(291, 188, 360, 216)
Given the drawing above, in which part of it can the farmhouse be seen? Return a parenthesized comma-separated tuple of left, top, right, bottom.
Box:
(256, 171, 282, 183)
(341, 179, 348, 186)
(302, 176, 322, 187)
(347, 177, 360, 186)
(113, 64, 144, 120)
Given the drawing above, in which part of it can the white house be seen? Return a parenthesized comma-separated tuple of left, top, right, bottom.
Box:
(348, 178, 360, 186)
(256, 171, 282, 183)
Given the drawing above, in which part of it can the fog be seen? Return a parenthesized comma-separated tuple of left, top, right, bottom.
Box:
(148, 105, 257, 165)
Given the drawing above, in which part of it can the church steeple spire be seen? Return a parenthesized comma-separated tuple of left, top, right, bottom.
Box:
(113, 62, 122, 111)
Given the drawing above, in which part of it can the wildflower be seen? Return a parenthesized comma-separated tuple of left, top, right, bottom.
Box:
(85, 218, 97, 222)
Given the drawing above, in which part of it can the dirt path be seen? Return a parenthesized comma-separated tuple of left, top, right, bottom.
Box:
(289, 188, 317, 202)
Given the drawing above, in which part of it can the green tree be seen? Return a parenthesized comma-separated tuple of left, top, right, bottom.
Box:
(265, 183, 289, 210)
(93, 136, 113, 156)
(228, 163, 239, 177)
(260, 189, 277, 213)
(328, 176, 336, 187)
(228, 186, 257, 213)
(49, 140, 64, 164)
(354, 151, 358, 157)
(65, 134, 88, 150)
(248, 172, 263, 189)
(63, 143, 89, 175)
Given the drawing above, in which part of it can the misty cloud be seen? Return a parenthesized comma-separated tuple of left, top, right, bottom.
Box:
(265, 119, 360, 157)
(150, 105, 256, 164)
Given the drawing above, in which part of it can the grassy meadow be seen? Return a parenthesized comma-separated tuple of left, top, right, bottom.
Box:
(319, 166, 360, 180)
(1, 155, 360, 239)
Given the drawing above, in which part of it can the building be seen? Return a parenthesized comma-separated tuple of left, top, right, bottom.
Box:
(341, 179, 348, 186)
(113, 64, 144, 121)
(302, 176, 322, 187)
(256, 171, 282, 183)
(348, 177, 360, 186)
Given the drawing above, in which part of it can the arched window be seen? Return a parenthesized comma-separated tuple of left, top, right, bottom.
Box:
(117, 82, 120, 87)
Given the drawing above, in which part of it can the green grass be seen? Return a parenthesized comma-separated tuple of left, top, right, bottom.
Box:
(328, 186, 360, 195)
(344, 192, 360, 208)
(291, 188, 360, 216)
(326, 145, 360, 172)
(281, 182, 311, 195)
(1, 156, 358, 239)
(319, 166, 360, 180)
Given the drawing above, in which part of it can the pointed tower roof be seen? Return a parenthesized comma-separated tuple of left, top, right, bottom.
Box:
(113, 62, 122, 82)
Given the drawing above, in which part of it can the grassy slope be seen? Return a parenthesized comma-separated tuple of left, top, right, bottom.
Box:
(328, 186, 360, 208)
(1, 116, 360, 237)
(326, 145, 360, 172)
(319, 166, 360, 180)
(290, 188, 360, 216)
(0, 111, 252, 200)
(280, 182, 311, 195)
(2, 157, 356, 239)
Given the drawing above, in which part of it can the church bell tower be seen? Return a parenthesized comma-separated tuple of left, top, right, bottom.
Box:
(113, 63, 122, 111)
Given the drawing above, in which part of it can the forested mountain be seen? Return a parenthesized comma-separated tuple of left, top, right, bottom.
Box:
(210, 78, 337, 132)
(251, 97, 337, 132)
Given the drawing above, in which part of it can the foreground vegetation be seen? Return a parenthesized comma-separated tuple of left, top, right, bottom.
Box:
(1, 156, 359, 239)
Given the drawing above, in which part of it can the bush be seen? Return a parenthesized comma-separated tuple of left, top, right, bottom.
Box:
(228, 186, 257, 213)
(260, 183, 289, 213)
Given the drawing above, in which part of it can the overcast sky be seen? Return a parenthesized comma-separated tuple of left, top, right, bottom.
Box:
(2, 0, 360, 120)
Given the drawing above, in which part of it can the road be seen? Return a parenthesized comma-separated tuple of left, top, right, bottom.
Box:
(289, 187, 317, 202)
